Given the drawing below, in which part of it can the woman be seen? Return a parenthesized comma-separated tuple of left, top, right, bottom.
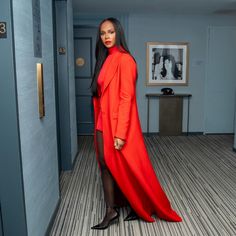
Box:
(162, 55, 178, 80)
(154, 54, 164, 80)
(90, 17, 182, 230)
(176, 62, 183, 80)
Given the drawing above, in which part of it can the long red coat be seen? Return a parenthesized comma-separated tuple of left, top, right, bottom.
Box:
(93, 50, 182, 222)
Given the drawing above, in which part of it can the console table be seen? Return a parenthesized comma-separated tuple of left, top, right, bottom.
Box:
(146, 93, 192, 135)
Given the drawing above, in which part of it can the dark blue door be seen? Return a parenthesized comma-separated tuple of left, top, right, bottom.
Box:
(74, 27, 97, 135)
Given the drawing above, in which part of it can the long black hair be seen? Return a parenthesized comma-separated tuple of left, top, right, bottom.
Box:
(90, 17, 131, 97)
(162, 55, 178, 79)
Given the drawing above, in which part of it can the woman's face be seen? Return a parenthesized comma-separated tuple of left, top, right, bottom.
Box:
(100, 20, 116, 48)
(164, 59, 172, 68)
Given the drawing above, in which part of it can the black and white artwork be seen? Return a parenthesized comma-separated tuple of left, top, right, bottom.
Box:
(146, 42, 189, 86)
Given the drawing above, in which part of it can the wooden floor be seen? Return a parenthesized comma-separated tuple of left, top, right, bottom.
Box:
(50, 135, 236, 236)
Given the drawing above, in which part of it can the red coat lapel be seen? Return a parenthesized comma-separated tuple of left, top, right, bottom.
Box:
(101, 52, 122, 96)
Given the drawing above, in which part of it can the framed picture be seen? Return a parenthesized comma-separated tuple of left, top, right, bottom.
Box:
(146, 42, 189, 86)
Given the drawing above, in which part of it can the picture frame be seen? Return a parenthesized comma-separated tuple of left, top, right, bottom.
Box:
(146, 42, 189, 86)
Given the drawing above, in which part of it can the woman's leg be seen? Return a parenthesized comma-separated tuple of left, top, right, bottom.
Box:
(91, 130, 119, 229)
(96, 130, 115, 209)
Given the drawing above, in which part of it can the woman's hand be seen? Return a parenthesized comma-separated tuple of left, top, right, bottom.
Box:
(114, 137, 125, 150)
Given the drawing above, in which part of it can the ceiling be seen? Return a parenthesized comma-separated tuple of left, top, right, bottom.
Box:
(72, 0, 236, 16)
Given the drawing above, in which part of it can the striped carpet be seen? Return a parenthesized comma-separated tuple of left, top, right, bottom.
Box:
(49, 135, 236, 236)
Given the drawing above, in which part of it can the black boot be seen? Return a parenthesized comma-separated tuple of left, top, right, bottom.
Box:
(124, 210, 139, 221)
(91, 207, 119, 230)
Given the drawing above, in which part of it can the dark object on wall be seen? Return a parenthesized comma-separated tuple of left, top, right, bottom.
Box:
(0, 22, 7, 38)
(58, 47, 66, 55)
(32, 0, 42, 57)
(161, 87, 174, 95)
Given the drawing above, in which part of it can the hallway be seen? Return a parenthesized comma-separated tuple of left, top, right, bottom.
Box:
(50, 135, 236, 236)
(1, 1, 236, 235)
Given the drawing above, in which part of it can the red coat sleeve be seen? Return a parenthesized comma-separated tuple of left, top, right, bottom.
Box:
(115, 54, 137, 140)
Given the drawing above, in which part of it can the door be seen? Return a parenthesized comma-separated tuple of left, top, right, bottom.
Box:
(74, 27, 97, 135)
(205, 27, 236, 133)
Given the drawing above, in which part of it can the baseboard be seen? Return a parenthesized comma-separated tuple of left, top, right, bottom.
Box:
(143, 132, 159, 136)
(77, 133, 93, 136)
(182, 132, 204, 135)
(72, 150, 79, 170)
(204, 133, 234, 135)
(45, 197, 61, 236)
(143, 132, 203, 136)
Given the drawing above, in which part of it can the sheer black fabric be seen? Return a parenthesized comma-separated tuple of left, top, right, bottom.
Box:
(92, 130, 118, 228)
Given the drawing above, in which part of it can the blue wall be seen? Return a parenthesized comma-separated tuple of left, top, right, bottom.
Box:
(127, 14, 236, 133)
(67, 0, 78, 164)
(205, 26, 236, 133)
(0, 0, 27, 235)
(0, 209, 2, 236)
(74, 14, 129, 41)
(12, 0, 59, 235)
(74, 13, 236, 134)
(55, 0, 78, 169)
(234, 90, 236, 149)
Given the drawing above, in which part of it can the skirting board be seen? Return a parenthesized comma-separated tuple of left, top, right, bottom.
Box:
(143, 132, 204, 136)
(45, 197, 61, 236)
(72, 150, 79, 169)
(204, 133, 234, 135)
